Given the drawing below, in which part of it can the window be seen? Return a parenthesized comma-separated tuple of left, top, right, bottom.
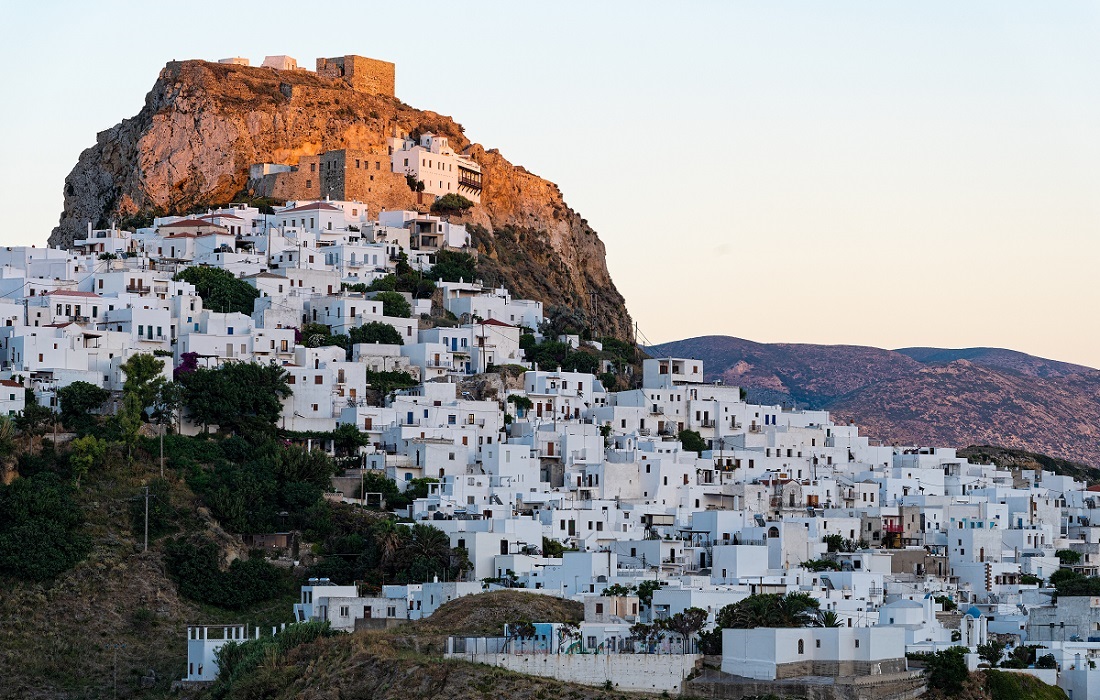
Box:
(315, 375, 323, 384)
(798, 639, 804, 654)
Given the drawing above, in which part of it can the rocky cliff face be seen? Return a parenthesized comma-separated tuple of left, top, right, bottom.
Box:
(51, 59, 631, 338)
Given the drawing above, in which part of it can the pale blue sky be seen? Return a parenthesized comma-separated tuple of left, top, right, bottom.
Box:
(2, 2, 1098, 366)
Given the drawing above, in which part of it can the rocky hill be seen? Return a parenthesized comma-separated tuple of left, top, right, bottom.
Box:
(649, 335, 1100, 467)
(49, 58, 631, 338)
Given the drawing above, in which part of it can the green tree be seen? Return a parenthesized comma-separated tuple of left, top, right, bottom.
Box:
(1057, 549, 1083, 566)
(113, 392, 144, 463)
(678, 429, 707, 455)
(715, 593, 820, 629)
(15, 389, 54, 437)
(374, 291, 411, 318)
(164, 537, 288, 609)
(182, 363, 291, 435)
(431, 193, 474, 214)
(0, 472, 90, 581)
(428, 250, 477, 283)
(349, 321, 404, 346)
(332, 423, 369, 458)
(69, 434, 108, 488)
(364, 369, 417, 399)
(602, 583, 636, 597)
(506, 394, 533, 416)
(542, 536, 566, 557)
(637, 579, 665, 607)
(119, 353, 166, 415)
(56, 381, 109, 430)
(174, 266, 260, 315)
(1036, 653, 1058, 669)
(151, 380, 183, 432)
(920, 647, 969, 696)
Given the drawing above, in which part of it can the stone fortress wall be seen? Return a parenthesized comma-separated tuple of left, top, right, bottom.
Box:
(316, 55, 395, 97)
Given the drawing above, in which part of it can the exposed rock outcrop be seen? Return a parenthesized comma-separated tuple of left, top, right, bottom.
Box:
(51, 59, 631, 338)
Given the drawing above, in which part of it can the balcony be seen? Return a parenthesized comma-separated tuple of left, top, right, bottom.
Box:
(126, 285, 151, 294)
(700, 420, 715, 428)
(458, 173, 483, 191)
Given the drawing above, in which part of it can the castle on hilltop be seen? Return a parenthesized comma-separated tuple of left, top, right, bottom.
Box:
(217, 54, 396, 97)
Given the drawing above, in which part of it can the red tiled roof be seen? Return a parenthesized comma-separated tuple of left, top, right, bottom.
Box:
(479, 318, 514, 327)
(0, 379, 22, 387)
(201, 213, 243, 220)
(280, 201, 341, 214)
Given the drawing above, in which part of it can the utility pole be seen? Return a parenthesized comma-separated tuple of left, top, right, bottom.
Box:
(106, 642, 125, 699)
(143, 486, 150, 552)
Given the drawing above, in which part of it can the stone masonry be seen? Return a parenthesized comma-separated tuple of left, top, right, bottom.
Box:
(316, 55, 395, 96)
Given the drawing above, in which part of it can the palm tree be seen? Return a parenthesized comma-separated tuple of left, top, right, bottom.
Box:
(409, 523, 451, 576)
(815, 610, 843, 627)
(373, 520, 405, 568)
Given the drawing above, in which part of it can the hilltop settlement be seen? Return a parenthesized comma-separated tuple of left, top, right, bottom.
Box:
(4, 54, 1100, 700)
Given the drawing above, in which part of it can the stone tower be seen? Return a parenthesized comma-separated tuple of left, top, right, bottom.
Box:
(315, 55, 395, 97)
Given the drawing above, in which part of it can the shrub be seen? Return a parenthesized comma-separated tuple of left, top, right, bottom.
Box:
(164, 538, 288, 609)
(56, 381, 109, 430)
(349, 322, 404, 346)
(0, 472, 90, 581)
(1057, 549, 1083, 565)
(920, 647, 969, 696)
(431, 193, 474, 214)
(374, 291, 411, 318)
(428, 250, 477, 283)
(678, 429, 707, 455)
(173, 266, 259, 315)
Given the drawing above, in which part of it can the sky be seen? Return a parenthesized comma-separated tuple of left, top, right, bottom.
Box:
(2, 1, 1099, 367)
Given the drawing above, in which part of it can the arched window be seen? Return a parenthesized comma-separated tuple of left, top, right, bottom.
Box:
(798, 639, 805, 655)
(768, 526, 780, 538)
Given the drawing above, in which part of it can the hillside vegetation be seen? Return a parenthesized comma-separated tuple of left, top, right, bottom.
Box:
(0, 353, 485, 698)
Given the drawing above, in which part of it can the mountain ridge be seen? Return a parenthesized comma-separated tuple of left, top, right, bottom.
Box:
(649, 335, 1100, 467)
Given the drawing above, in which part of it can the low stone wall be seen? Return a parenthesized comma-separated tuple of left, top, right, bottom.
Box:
(353, 617, 408, 632)
(453, 653, 700, 692)
(774, 658, 910, 679)
(688, 669, 927, 700)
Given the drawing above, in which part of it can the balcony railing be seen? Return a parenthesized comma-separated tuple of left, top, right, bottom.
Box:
(458, 174, 483, 190)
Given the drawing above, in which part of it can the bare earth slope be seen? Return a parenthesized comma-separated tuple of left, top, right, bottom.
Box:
(650, 336, 1100, 467)
(49, 59, 630, 338)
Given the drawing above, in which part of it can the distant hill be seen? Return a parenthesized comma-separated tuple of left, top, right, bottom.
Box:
(895, 347, 1094, 379)
(648, 336, 1100, 467)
